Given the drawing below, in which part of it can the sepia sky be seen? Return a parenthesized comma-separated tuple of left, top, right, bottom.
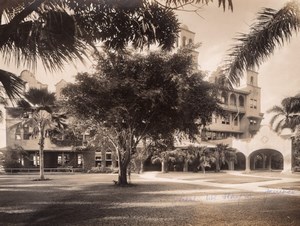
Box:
(0, 0, 299, 124)
(177, 0, 300, 124)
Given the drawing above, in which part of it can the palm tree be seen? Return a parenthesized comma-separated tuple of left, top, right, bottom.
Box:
(211, 144, 236, 172)
(15, 88, 66, 180)
(224, 1, 300, 86)
(267, 94, 300, 133)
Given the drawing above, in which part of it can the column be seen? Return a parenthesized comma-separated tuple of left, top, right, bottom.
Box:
(252, 156, 256, 170)
(61, 152, 65, 166)
(245, 155, 251, 173)
(268, 155, 272, 171)
(262, 154, 266, 169)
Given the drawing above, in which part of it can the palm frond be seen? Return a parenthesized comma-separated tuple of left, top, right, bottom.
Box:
(266, 105, 285, 114)
(274, 118, 286, 133)
(164, 0, 233, 11)
(289, 115, 300, 131)
(289, 96, 300, 113)
(0, 69, 24, 100)
(224, 1, 300, 86)
(24, 88, 55, 106)
(17, 99, 32, 110)
(269, 113, 283, 128)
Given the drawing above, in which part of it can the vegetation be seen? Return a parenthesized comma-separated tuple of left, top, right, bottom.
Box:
(0, 0, 232, 120)
(10, 88, 67, 179)
(211, 144, 236, 172)
(267, 94, 300, 133)
(224, 1, 300, 86)
(3, 146, 27, 171)
(63, 49, 221, 185)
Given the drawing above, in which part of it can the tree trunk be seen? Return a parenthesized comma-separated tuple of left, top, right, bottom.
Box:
(117, 147, 130, 186)
(139, 161, 144, 174)
(161, 160, 166, 173)
(39, 126, 45, 180)
(118, 165, 128, 185)
(183, 160, 189, 172)
(215, 153, 220, 172)
(200, 163, 205, 174)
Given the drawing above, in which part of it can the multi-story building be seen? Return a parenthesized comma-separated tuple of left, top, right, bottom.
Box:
(1, 70, 95, 172)
(204, 68, 264, 141)
(174, 25, 264, 141)
(0, 26, 276, 173)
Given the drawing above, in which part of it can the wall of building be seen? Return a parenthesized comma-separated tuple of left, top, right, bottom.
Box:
(20, 70, 48, 91)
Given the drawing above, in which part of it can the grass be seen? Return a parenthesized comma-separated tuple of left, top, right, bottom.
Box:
(0, 172, 299, 226)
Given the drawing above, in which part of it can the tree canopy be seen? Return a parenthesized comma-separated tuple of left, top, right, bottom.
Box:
(63, 49, 221, 184)
(0, 0, 234, 100)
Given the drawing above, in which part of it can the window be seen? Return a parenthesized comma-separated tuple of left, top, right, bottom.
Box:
(77, 154, 83, 166)
(221, 115, 230, 125)
(212, 114, 217, 123)
(182, 36, 186, 46)
(106, 152, 112, 160)
(230, 94, 237, 106)
(58, 154, 70, 165)
(253, 99, 257, 109)
(23, 124, 32, 140)
(250, 99, 257, 109)
(15, 126, 21, 140)
(33, 155, 40, 166)
(221, 92, 228, 104)
(250, 76, 254, 85)
(188, 38, 193, 45)
(239, 96, 244, 107)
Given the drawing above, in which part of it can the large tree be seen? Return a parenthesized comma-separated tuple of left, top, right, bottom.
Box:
(223, 1, 300, 86)
(0, 0, 233, 101)
(63, 49, 221, 185)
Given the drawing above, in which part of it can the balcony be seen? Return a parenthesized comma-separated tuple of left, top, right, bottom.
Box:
(220, 104, 246, 113)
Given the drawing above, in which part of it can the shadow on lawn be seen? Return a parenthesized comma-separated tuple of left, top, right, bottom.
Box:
(21, 182, 206, 226)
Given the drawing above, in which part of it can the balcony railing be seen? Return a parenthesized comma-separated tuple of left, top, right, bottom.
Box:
(221, 104, 246, 113)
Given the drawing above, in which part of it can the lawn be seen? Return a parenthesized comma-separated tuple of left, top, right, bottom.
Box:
(0, 172, 299, 226)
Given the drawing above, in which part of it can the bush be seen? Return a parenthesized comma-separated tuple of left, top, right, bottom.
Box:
(88, 166, 118, 174)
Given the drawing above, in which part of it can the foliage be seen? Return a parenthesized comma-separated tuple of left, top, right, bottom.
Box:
(267, 94, 300, 133)
(0, 70, 24, 100)
(210, 143, 236, 172)
(163, 0, 233, 11)
(3, 146, 27, 169)
(15, 88, 67, 179)
(0, 0, 233, 104)
(223, 1, 300, 86)
(0, 0, 180, 71)
(63, 49, 220, 184)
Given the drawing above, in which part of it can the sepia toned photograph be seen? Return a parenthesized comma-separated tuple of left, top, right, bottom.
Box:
(0, 1, 299, 225)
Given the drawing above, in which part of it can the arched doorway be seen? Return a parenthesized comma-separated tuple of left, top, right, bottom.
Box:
(249, 149, 283, 171)
(235, 152, 246, 170)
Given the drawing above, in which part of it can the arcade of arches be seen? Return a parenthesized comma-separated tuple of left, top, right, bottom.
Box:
(232, 126, 292, 173)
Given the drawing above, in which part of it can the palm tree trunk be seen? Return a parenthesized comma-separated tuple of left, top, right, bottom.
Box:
(39, 124, 45, 180)
(161, 160, 166, 173)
